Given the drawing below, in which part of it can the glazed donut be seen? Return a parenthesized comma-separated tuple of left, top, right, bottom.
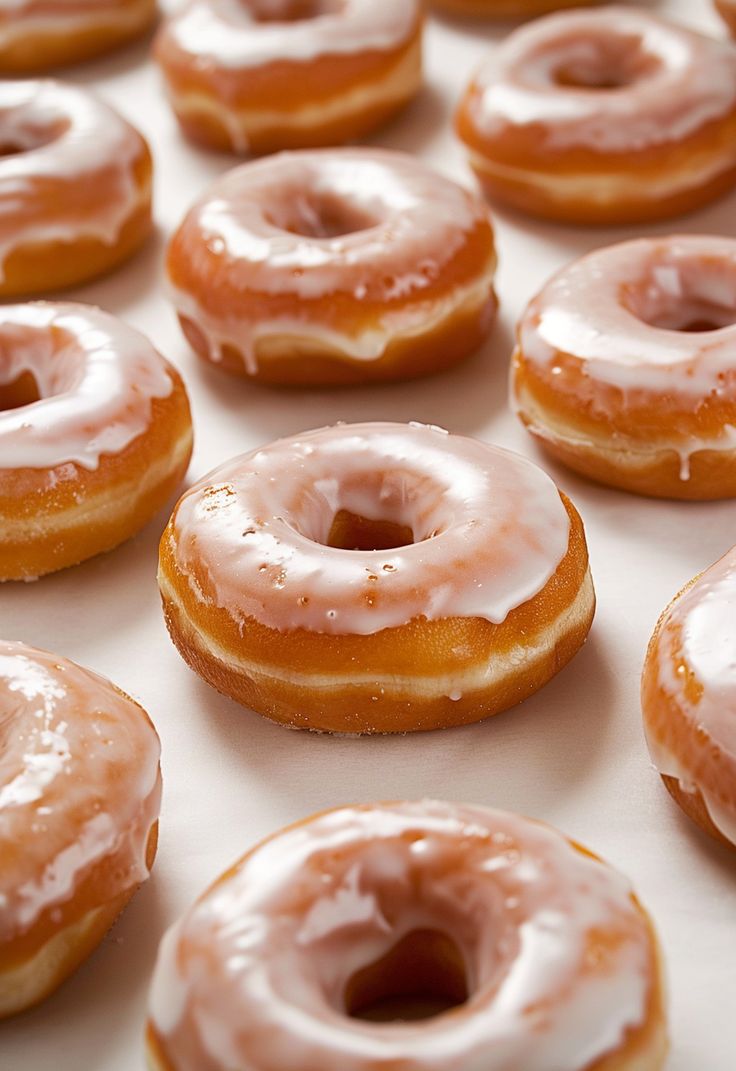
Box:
(146, 800, 667, 1071)
(512, 236, 736, 500)
(167, 149, 498, 386)
(154, 0, 422, 155)
(455, 8, 736, 225)
(0, 303, 193, 582)
(0, 641, 161, 1018)
(0, 0, 156, 73)
(716, 0, 736, 38)
(642, 547, 736, 852)
(432, 0, 599, 18)
(158, 422, 595, 733)
(0, 81, 152, 296)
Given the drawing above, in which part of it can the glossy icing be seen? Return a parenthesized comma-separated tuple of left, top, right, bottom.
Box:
(0, 303, 174, 472)
(644, 547, 736, 846)
(159, 0, 419, 70)
(0, 641, 160, 943)
(149, 800, 657, 1071)
(516, 236, 736, 471)
(464, 7, 736, 153)
(164, 422, 570, 636)
(0, 80, 147, 276)
(168, 149, 495, 373)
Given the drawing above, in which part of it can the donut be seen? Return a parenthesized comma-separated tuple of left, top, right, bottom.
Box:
(716, 0, 736, 38)
(0, 641, 161, 1018)
(455, 8, 736, 225)
(154, 0, 422, 155)
(0, 80, 152, 296)
(512, 236, 736, 500)
(642, 546, 736, 852)
(166, 149, 498, 387)
(432, 0, 599, 18)
(0, 0, 156, 73)
(146, 800, 667, 1071)
(158, 422, 595, 733)
(0, 303, 193, 582)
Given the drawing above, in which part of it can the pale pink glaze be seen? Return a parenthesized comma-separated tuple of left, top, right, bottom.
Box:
(0, 641, 161, 945)
(157, 0, 419, 71)
(0, 303, 175, 472)
(167, 149, 496, 374)
(148, 800, 658, 1071)
(163, 422, 570, 636)
(0, 80, 148, 278)
(463, 7, 736, 153)
(515, 236, 736, 473)
(643, 546, 736, 847)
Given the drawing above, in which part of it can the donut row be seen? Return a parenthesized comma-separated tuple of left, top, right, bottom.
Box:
(5, 4, 736, 291)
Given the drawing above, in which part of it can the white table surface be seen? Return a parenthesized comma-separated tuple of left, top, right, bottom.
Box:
(3, 1, 736, 1067)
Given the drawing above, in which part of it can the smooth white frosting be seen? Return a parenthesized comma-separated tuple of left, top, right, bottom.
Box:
(163, 422, 570, 636)
(158, 0, 419, 70)
(0, 80, 147, 277)
(0, 303, 175, 472)
(167, 148, 495, 373)
(644, 546, 736, 847)
(463, 7, 736, 153)
(149, 801, 657, 1071)
(516, 235, 736, 468)
(0, 641, 161, 943)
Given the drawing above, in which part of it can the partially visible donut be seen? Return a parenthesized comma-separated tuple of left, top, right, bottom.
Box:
(0, 641, 161, 1018)
(0, 303, 193, 581)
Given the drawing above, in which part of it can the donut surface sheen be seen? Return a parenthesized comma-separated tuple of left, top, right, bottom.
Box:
(158, 422, 595, 733)
(642, 546, 736, 851)
(0, 0, 156, 73)
(0, 641, 161, 1018)
(146, 801, 667, 1071)
(167, 149, 498, 386)
(455, 8, 736, 225)
(512, 236, 736, 499)
(0, 302, 193, 581)
(0, 80, 152, 295)
(155, 0, 422, 155)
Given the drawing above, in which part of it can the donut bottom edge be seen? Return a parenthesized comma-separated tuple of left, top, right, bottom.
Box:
(157, 564, 595, 734)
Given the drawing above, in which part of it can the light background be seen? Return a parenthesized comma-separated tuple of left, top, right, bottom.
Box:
(3, 0, 736, 1067)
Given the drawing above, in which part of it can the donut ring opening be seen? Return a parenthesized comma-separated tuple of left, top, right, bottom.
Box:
(530, 28, 666, 92)
(621, 251, 736, 334)
(247, 0, 345, 21)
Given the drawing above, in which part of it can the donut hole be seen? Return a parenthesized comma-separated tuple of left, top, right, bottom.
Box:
(550, 34, 662, 90)
(624, 258, 736, 333)
(248, 0, 343, 22)
(266, 191, 380, 239)
(0, 370, 42, 410)
(0, 119, 69, 156)
(327, 509, 415, 551)
(344, 929, 469, 1023)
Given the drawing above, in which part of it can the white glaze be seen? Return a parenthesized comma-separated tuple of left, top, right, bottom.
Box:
(159, 0, 419, 71)
(0, 303, 174, 472)
(0, 80, 147, 277)
(644, 546, 736, 846)
(148, 800, 657, 1071)
(168, 149, 495, 373)
(516, 235, 736, 458)
(464, 7, 736, 153)
(163, 422, 570, 636)
(0, 641, 160, 943)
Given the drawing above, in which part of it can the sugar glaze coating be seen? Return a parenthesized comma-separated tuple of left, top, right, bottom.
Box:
(163, 422, 570, 636)
(0, 303, 174, 471)
(643, 546, 736, 847)
(147, 801, 665, 1071)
